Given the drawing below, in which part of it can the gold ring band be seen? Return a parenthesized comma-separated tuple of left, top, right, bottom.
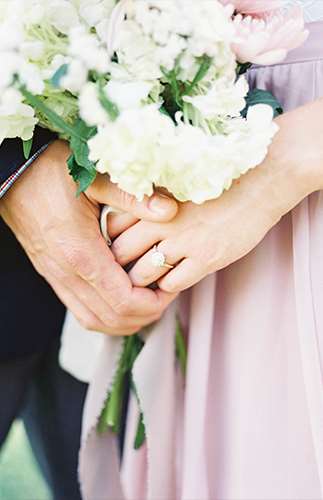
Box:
(151, 246, 174, 269)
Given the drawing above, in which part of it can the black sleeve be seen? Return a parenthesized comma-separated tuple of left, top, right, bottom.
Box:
(0, 127, 57, 185)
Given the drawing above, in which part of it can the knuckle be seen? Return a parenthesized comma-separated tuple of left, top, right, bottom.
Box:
(64, 247, 98, 281)
(32, 259, 46, 278)
(111, 240, 125, 260)
(99, 274, 128, 299)
(119, 190, 137, 211)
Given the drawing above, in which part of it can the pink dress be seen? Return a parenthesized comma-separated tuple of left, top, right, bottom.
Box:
(79, 22, 323, 499)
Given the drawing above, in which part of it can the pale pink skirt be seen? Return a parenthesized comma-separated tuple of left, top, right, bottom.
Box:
(80, 22, 323, 500)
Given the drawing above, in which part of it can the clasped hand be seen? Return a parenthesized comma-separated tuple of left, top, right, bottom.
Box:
(109, 183, 279, 294)
(110, 102, 323, 295)
(0, 140, 178, 336)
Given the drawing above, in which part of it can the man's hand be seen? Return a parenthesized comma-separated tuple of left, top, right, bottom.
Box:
(0, 140, 177, 335)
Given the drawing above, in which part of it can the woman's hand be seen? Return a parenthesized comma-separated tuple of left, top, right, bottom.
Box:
(110, 190, 280, 294)
(86, 173, 178, 223)
(109, 99, 323, 294)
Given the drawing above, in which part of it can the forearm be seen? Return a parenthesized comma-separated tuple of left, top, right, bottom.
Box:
(233, 98, 323, 226)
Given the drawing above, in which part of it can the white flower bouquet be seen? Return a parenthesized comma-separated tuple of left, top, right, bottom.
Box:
(0, 0, 307, 446)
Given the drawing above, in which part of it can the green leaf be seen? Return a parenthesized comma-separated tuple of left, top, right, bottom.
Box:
(70, 119, 97, 173)
(21, 87, 86, 142)
(67, 154, 97, 195)
(241, 89, 283, 118)
(73, 118, 97, 141)
(134, 413, 146, 450)
(22, 137, 33, 160)
(185, 55, 212, 95)
(161, 66, 183, 109)
(50, 64, 68, 88)
(236, 62, 252, 76)
(97, 394, 111, 435)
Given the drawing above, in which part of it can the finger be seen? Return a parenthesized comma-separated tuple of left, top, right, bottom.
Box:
(115, 277, 178, 317)
(48, 273, 158, 336)
(158, 258, 203, 294)
(64, 273, 164, 330)
(64, 232, 177, 317)
(107, 211, 138, 239)
(128, 241, 184, 287)
(112, 220, 162, 266)
(87, 175, 178, 222)
(46, 274, 109, 333)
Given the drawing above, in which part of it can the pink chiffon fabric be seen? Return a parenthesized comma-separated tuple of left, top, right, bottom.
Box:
(79, 22, 323, 499)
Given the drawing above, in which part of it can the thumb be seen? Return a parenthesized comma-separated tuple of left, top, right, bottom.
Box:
(86, 175, 178, 222)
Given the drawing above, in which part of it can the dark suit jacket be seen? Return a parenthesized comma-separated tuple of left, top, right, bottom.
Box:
(0, 129, 66, 361)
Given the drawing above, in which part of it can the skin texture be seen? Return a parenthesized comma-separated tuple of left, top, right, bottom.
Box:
(0, 140, 178, 336)
(110, 99, 323, 294)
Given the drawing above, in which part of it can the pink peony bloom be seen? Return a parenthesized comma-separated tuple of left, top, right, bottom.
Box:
(220, 0, 283, 16)
(232, 6, 309, 65)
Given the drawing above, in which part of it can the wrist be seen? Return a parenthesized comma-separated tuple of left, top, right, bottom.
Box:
(274, 100, 323, 194)
(248, 100, 323, 224)
(0, 140, 70, 219)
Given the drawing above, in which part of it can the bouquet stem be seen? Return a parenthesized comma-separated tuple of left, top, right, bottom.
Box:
(97, 335, 141, 434)
(97, 321, 187, 449)
(105, 365, 126, 433)
(176, 318, 187, 377)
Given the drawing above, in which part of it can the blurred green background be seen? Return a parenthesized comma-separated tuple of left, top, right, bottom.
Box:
(0, 420, 51, 500)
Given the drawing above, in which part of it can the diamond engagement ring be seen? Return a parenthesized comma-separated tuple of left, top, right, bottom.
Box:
(151, 246, 174, 269)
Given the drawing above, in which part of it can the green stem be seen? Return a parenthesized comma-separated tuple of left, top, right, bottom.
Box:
(176, 319, 187, 377)
(105, 369, 126, 433)
(97, 336, 143, 435)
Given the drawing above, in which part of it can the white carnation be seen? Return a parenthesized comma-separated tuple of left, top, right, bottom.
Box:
(225, 104, 279, 175)
(68, 26, 110, 74)
(105, 80, 153, 110)
(0, 51, 44, 94)
(115, 0, 236, 82)
(19, 61, 45, 94)
(0, 88, 38, 144)
(61, 59, 88, 94)
(157, 104, 278, 203)
(45, 0, 80, 34)
(184, 76, 249, 119)
(111, 20, 162, 81)
(78, 0, 116, 29)
(88, 106, 175, 200)
(79, 82, 108, 126)
(0, 0, 279, 206)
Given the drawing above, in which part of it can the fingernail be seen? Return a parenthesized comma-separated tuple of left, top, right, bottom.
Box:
(148, 194, 170, 214)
